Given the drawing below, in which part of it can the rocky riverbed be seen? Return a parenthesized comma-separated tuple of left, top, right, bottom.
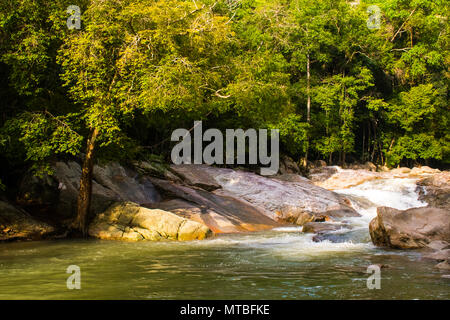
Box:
(1, 160, 450, 288)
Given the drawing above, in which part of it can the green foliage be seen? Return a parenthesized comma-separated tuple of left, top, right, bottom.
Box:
(273, 114, 309, 157)
(0, 0, 448, 176)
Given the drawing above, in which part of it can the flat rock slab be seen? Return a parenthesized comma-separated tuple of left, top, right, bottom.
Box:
(148, 178, 280, 233)
(169, 164, 221, 191)
(200, 166, 359, 224)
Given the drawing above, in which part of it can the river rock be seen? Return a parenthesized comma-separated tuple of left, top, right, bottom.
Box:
(390, 167, 411, 175)
(169, 164, 221, 191)
(308, 166, 339, 183)
(200, 166, 359, 224)
(312, 229, 370, 243)
(416, 171, 450, 209)
(347, 162, 377, 172)
(272, 174, 311, 184)
(148, 178, 280, 233)
(311, 160, 327, 168)
(279, 156, 300, 174)
(302, 222, 346, 234)
(18, 161, 161, 220)
(0, 201, 54, 241)
(88, 201, 212, 241)
(132, 160, 181, 182)
(311, 167, 381, 190)
(369, 206, 450, 249)
(409, 166, 440, 176)
(426, 240, 450, 251)
(435, 261, 450, 270)
(422, 249, 450, 262)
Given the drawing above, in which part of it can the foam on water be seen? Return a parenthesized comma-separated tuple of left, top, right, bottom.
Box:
(335, 178, 427, 210)
(190, 177, 427, 256)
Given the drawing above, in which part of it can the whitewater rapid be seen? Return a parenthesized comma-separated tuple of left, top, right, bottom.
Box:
(180, 177, 429, 258)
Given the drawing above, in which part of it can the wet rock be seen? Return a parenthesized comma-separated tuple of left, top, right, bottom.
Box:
(169, 164, 221, 191)
(312, 229, 370, 243)
(435, 261, 450, 270)
(422, 249, 450, 262)
(337, 194, 377, 210)
(416, 171, 450, 209)
(148, 178, 280, 233)
(302, 222, 347, 234)
(200, 166, 358, 224)
(369, 206, 450, 249)
(410, 166, 440, 176)
(0, 201, 54, 241)
(390, 167, 411, 175)
(89, 202, 212, 241)
(323, 208, 360, 219)
(311, 167, 381, 190)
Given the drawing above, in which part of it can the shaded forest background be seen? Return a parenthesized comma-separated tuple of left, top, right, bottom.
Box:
(0, 0, 449, 192)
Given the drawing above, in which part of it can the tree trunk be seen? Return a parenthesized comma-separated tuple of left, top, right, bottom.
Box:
(303, 53, 311, 168)
(72, 127, 99, 236)
(306, 54, 311, 124)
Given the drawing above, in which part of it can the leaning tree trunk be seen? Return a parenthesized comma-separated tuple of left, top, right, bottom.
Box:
(72, 127, 99, 236)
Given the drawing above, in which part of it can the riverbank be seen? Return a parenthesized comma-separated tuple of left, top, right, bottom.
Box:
(1, 161, 449, 299)
(1, 161, 449, 244)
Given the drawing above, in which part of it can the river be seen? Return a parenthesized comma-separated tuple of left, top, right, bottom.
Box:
(0, 177, 449, 299)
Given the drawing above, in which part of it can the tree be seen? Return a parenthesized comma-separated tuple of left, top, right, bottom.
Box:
(57, 0, 232, 234)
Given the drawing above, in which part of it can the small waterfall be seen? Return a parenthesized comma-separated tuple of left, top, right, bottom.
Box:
(335, 177, 428, 229)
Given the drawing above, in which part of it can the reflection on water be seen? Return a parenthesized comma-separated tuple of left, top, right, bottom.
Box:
(0, 178, 448, 300)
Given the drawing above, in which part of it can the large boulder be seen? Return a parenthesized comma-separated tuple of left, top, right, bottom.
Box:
(200, 166, 359, 225)
(18, 161, 161, 221)
(369, 206, 450, 249)
(0, 201, 54, 241)
(148, 178, 280, 233)
(416, 171, 450, 209)
(89, 202, 212, 241)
